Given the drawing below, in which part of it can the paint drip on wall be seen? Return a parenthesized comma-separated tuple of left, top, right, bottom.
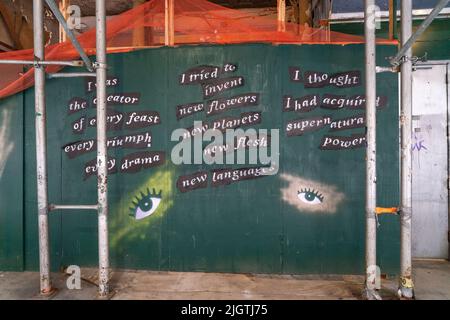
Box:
(280, 173, 345, 214)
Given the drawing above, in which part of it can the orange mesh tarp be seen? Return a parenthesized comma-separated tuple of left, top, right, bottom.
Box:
(0, 0, 394, 100)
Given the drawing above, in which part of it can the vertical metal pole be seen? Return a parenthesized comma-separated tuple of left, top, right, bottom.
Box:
(33, 0, 52, 295)
(363, 0, 380, 300)
(399, 0, 414, 299)
(96, 0, 109, 297)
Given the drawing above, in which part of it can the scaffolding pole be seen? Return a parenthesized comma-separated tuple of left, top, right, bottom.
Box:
(399, 0, 414, 299)
(0, 60, 84, 66)
(363, 0, 380, 300)
(33, 0, 52, 296)
(47, 72, 96, 79)
(21, 0, 110, 297)
(95, 0, 110, 298)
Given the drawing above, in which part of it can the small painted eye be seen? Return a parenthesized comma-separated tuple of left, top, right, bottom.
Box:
(130, 188, 162, 220)
(297, 188, 324, 205)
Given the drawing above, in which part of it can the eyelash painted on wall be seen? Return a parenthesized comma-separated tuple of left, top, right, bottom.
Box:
(280, 173, 345, 214)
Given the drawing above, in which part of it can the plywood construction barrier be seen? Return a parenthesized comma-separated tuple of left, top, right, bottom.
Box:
(0, 44, 400, 275)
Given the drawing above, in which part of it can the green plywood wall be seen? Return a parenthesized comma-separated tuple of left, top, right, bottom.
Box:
(0, 94, 24, 271)
(1, 44, 400, 275)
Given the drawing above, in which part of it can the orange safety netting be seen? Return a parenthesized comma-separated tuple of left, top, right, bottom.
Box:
(0, 0, 395, 100)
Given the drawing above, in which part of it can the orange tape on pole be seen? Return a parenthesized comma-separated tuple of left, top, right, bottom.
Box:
(375, 207, 399, 215)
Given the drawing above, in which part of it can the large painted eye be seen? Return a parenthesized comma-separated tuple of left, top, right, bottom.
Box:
(130, 188, 162, 220)
(297, 188, 324, 205)
(280, 174, 345, 214)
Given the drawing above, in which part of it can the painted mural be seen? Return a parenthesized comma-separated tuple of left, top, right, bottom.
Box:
(0, 44, 400, 274)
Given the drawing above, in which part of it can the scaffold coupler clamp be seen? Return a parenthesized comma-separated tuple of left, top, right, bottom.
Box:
(93, 62, 108, 70)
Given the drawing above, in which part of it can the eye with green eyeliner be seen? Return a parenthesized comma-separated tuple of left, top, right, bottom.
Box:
(129, 188, 162, 220)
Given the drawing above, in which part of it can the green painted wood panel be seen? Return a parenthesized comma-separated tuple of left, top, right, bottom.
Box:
(0, 94, 24, 271)
(1, 44, 400, 275)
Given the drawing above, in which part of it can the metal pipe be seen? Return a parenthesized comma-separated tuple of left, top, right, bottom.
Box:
(96, 0, 110, 298)
(45, 0, 94, 71)
(376, 66, 398, 73)
(49, 204, 98, 211)
(399, 0, 414, 299)
(363, 0, 380, 300)
(33, 0, 52, 296)
(47, 72, 97, 79)
(391, 0, 450, 66)
(0, 59, 84, 66)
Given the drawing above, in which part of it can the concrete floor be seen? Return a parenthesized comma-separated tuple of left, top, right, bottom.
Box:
(0, 260, 448, 300)
(412, 259, 450, 299)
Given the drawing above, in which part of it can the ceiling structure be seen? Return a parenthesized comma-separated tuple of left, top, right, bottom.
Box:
(1, 0, 449, 51)
(70, 0, 450, 16)
(69, 0, 279, 16)
(0, 0, 58, 51)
